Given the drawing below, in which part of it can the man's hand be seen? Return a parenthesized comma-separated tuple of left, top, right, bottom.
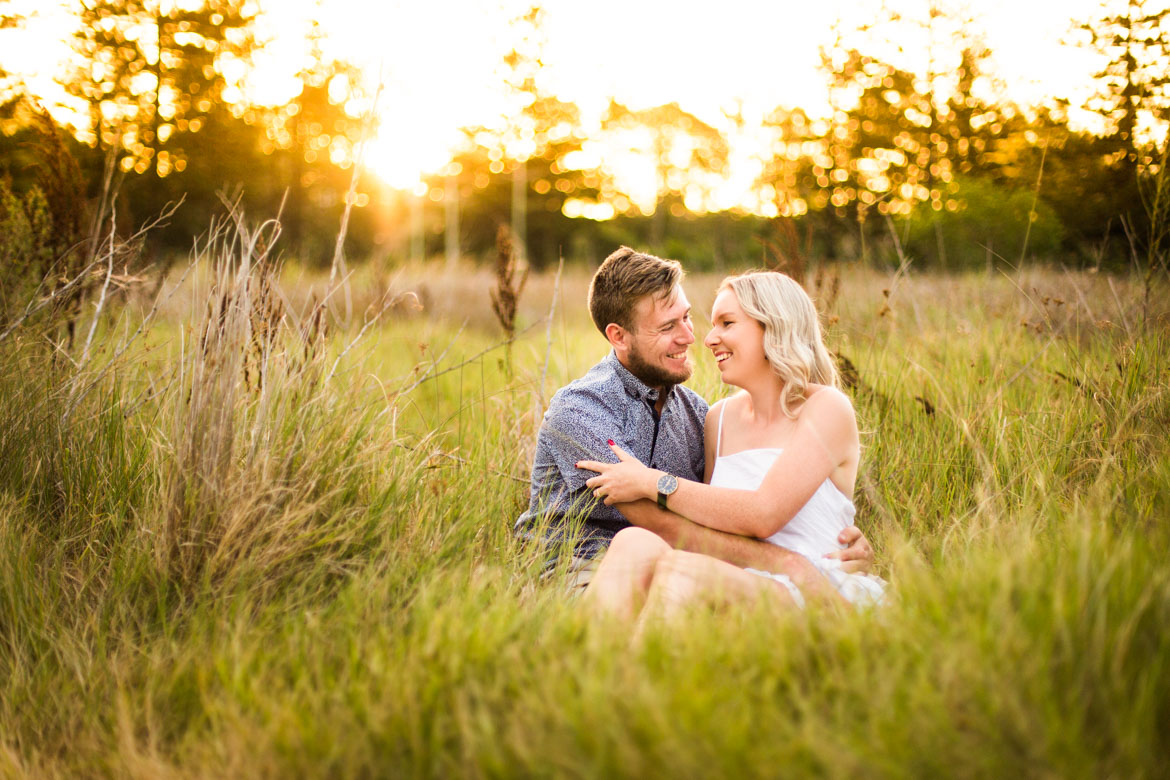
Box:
(823, 525, 874, 574)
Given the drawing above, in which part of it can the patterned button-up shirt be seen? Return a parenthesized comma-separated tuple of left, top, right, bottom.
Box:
(515, 350, 708, 557)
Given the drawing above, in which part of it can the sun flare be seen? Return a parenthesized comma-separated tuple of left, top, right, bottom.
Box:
(0, 0, 1121, 213)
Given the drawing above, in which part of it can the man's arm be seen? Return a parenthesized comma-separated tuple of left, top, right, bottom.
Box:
(618, 500, 852, 603)
(618, 499, 874, 573)
(619, 499, 808, 570)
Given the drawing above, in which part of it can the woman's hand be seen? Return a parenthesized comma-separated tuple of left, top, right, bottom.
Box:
(577, 442, 659, 506)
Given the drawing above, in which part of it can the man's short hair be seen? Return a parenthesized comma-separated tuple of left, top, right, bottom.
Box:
(588, 246, 684, 334)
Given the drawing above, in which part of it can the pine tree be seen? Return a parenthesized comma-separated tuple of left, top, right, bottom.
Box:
(815, 3, 1007, 216)
(599, 100, 729, 246)
(66, 0, 257, 176)
(1077, 0, 1169, 169)
(254, 13, 369, 263)
(0, 0, 26, 108)
(446, 6, 595, 267)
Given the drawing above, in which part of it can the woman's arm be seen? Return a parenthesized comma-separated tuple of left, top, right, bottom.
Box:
(701, 400, 723, 485)
(580, 389, 858, 539)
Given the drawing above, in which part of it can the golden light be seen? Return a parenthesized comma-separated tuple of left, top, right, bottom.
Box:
(0, 0, 1130, 213)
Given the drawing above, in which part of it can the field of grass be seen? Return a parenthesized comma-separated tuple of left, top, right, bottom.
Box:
(1, 224, 1168, 776)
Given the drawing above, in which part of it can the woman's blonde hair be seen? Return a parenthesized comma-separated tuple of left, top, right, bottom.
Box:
(720, 270, 839, 417)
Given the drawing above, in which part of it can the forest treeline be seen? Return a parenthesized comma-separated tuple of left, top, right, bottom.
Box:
(0, 1, 1167, 274)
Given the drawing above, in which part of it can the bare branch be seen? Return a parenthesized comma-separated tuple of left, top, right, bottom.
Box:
(80, 205, 118, 365)
(392, 317, 547, 398)
(539, 254, 564, 410)
(326, 290, 419, 383)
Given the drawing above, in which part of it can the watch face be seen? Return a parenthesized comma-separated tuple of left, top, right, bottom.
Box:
(657, 473, 678, 495)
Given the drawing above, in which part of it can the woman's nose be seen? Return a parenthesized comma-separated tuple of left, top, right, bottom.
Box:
(703, 329, 717, 348)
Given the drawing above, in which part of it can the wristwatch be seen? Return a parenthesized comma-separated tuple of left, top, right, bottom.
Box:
(656, 473, 678, 510)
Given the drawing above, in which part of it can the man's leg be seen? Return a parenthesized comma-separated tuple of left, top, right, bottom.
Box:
(583, 527, 672, 620)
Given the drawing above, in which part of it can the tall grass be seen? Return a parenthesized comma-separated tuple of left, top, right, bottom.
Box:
(0, 216, 1167, 775)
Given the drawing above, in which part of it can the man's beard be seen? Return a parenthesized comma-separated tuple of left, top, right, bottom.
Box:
(626, 342, 692, 389)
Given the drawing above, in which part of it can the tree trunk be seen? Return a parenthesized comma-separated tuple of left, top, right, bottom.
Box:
(445, 174, 459, 271)
(511, 160, 527, 264)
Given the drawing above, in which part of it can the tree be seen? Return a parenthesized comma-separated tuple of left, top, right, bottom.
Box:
(253, 16, 372, 264)
(0, 1, 27, 109)
(1076, 0, 1169, 169)
(756, 105, 823, 217)
(66, 0, 257, 177)
(816, 3, 1008, 217)
(599, 100, 729, 246)
(441, 6, 598, 267)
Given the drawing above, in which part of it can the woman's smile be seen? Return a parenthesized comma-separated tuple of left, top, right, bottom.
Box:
(704, 289, 765, 382)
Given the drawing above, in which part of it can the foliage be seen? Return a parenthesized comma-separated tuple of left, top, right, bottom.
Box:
(0, 179, 53, 316)
(1074, 0, 1169, 168)
(429, 93, 596, 269)
(253, 13, 375, 265)
(900, 176, 1065, 270)
(0, 0, 23, 106)
(809, 3, 1009, 218)
(0, 103, 94, 337)
(421, 6, 599, 269)
(600, 100, 729, 245)
(3, 0, 1164, 274)
(67, 0, 257, 176)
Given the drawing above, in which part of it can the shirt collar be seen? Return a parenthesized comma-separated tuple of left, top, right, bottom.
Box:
(605, 350, 671, 405)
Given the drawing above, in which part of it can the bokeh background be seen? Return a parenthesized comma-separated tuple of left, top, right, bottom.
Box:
(1, 0, 1166, 274)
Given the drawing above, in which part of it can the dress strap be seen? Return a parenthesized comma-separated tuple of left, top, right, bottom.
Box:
(716, 401, 727, 458)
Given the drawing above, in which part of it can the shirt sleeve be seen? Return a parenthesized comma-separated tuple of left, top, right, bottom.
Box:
(540, 393, 632, 493)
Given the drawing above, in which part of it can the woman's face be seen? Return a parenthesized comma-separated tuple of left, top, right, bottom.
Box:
(704, 288, 769, 386)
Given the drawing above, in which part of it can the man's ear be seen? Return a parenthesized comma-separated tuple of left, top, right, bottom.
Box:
(604, 322, 629, 353)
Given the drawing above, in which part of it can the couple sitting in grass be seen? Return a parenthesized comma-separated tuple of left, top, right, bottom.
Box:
(515, 246, 885, 621)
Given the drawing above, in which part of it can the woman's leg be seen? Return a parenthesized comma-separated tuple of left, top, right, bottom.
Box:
(634, 549, 799, 634)
(583, 527, 672, 621)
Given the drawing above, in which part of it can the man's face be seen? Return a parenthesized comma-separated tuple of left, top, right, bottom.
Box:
(621, 284, 695, 388)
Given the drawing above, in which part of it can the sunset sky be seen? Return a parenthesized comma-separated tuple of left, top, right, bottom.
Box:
(3, 0, 1111, 209)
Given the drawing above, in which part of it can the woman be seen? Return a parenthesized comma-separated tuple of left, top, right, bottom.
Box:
(578, 271, 885, 622)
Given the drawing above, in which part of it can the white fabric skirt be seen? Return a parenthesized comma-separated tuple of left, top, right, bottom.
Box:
(745, 556, 887, 610)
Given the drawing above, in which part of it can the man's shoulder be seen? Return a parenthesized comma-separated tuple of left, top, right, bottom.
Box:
(547, 357, 625, 415)
(669, 383, 709, 419)
(673, 383, 708, 408)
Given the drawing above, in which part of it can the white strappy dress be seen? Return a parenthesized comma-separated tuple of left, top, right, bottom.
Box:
(709, 402, 886, 608)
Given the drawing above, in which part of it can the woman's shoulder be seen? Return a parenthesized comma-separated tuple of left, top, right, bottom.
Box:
(704, 391, 749, 423)
(798, 385, 857, 429)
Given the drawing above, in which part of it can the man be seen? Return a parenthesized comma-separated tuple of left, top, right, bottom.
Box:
(514, 246, 873, 585)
